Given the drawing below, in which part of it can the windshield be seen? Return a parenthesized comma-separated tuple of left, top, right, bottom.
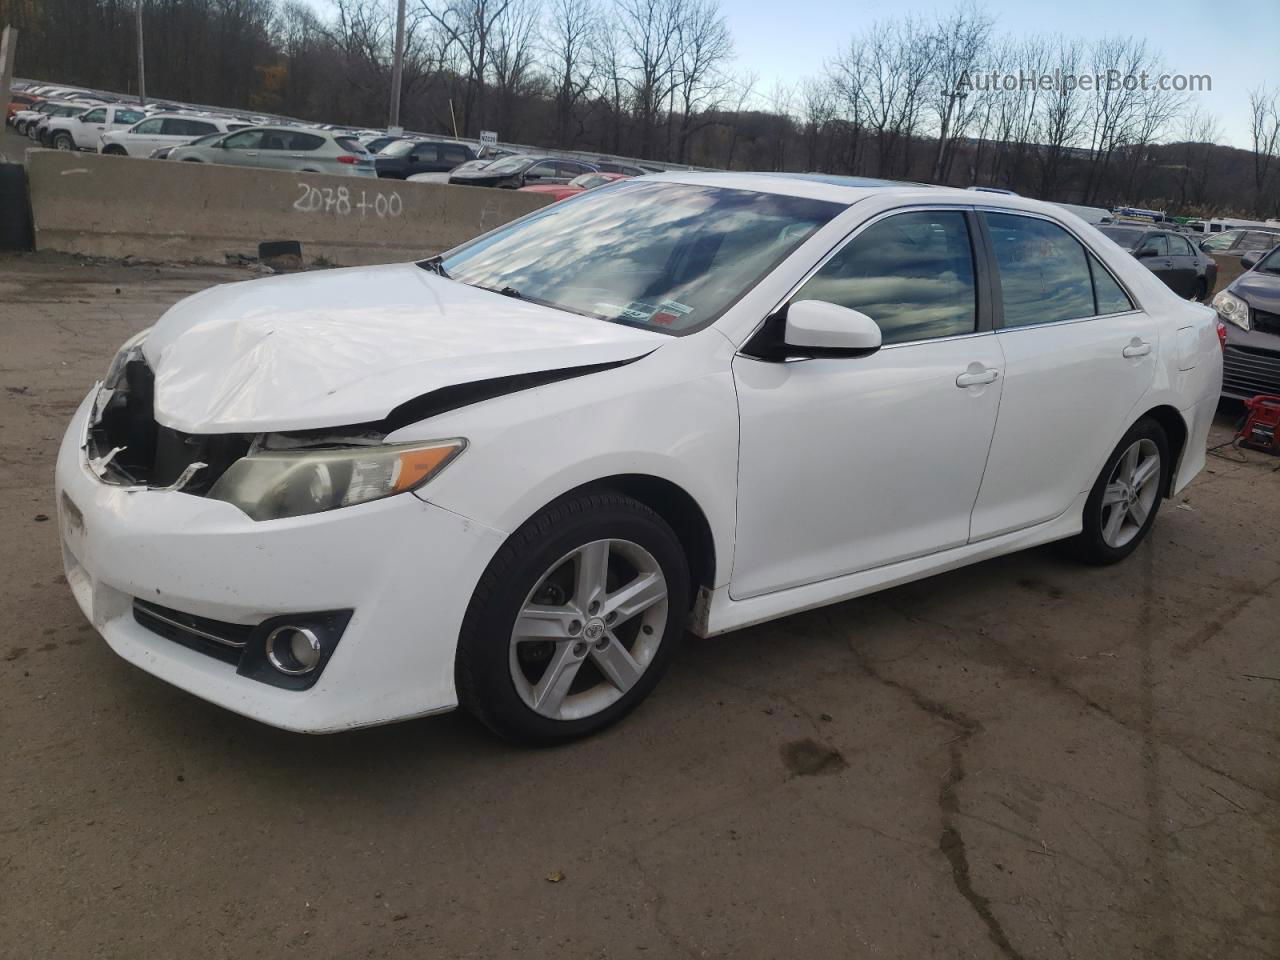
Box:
(378, 139, 417, 157)
(440, 180, 843, 335)
(483, 155, 532, 174)
(1256, 247, 1280, 273)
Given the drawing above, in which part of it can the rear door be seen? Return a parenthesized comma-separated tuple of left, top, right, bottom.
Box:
(1166, 233, 1200, 297)
(1135, 233, 1178, 293)
(969, 210, 1158, 540)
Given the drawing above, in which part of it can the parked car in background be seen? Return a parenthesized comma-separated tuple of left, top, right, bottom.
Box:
(1198, 227, 1280, 294)
(5, 92, 43, 123)
(29, 103, 94, 143)
(100, 114, 249, 157)
(594, 161, 649, 176)
(152, 130, 225, 159)
(1212, 244, 1280, 399)
(374, 138, 476, 179)
(1098, 225, 1218, 301)
(1052, 201, 1112, 225)
(361, 135, 401, 154)
(57, 175, 1221, 743)
(168, 126, 376, 177)
(518, 171, 631, 202)
(12, 99, 91, 135)
(449, 154, 597, 188)
(44, 103, 146, 151)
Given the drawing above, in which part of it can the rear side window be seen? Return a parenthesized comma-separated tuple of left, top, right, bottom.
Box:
(1241, 231, 1280, 252)
(557, 160, 592, 177)
(1201, 231, 1241, 252)
(1088, 254, 1134, 315)
(161, 118, 213, 136)
(1169, 235, 1195, 257)
(985, 213, 1094, 327)
(288, 132, 325, 151)
(81, 108, 107, 123)
(795, 210, 977, 345)
(116, 109, 145, 125)
(440, 145, 471, 164)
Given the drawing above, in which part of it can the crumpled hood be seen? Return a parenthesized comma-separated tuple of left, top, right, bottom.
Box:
(143, 262, 666, 434)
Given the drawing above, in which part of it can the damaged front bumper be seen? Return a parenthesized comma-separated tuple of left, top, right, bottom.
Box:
(55, 390, 507, 732)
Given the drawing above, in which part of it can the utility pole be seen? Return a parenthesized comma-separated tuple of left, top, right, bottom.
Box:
(135, 1, 146, 105)
(388, 0, 406, 131)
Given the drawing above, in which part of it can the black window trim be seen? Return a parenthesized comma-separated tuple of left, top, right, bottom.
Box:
(973, 206, 1143, 332)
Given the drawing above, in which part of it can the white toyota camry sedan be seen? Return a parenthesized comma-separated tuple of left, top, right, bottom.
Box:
(55, 173, 1224, 742)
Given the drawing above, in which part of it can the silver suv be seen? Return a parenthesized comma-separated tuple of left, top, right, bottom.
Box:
(168, 126, 376, 177)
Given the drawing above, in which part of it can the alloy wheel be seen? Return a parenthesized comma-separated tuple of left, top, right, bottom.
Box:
(1099, 438, 1161, 549)
(509, 538, 669, 721)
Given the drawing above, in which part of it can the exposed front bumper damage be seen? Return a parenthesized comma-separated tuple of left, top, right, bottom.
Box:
(56, 391, 507, 733)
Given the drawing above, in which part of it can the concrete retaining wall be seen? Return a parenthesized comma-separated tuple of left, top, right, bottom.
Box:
(26, 150, 554, 265)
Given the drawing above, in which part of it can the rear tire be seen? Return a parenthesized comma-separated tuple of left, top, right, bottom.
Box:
(102, 145, 127, 156)
(1069, 417, 1169, 565)
(456, 491, 689, 745)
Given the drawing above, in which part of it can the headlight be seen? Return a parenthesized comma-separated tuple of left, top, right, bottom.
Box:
(1212, 290, 1250, 330)
(104, 328, 151, 385)
(207, 439, 465, 521)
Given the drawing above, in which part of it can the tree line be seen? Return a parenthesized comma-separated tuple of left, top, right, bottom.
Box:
(4, 0, 1278, 217)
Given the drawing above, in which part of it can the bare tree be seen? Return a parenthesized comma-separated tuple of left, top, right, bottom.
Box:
(928, 2, 992, 182)
(671, 0, 733, 163)
(421, 0, 517, 135)
(1248, 86, 1280, 216)
(545, 0, 598, 146)
(487, 0, 541, 139)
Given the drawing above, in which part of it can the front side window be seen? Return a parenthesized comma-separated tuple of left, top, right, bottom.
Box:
(792, 210, 977, 345)
(527, 161, 558, 178)
(1136, 234, 1169, 257)
(222, 130, 263, 150)
(132, 118, 163, 135)
(985, 212, 1094, 327)
(1201, 230, 1241, 252)
(441, 181, 842, 335)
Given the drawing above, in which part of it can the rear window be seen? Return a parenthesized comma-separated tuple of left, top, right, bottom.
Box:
(335, 137, 367, 154)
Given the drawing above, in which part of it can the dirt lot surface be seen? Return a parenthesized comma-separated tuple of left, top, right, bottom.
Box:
(1, 251, 1277, 960)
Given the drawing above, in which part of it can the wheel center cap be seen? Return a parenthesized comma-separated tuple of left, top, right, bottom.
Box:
(583, 618, 606, 642)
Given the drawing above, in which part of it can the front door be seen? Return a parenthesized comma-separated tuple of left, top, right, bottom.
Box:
(731, 208, 1004, 599)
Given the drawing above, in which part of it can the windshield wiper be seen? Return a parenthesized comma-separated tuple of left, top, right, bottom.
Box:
(419, 255, 450, 279)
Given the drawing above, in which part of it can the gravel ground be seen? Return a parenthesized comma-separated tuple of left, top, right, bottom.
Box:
(1, 251, 1277, 960)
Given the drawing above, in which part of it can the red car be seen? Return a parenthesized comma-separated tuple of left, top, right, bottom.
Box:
(518, 171, 631, 202)
(6, 93, 43, 123)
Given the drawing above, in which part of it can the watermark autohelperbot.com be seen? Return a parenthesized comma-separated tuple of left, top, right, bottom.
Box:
(959, 70, 1211, 93)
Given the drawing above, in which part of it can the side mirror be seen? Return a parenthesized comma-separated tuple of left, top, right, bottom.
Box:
(773, 300, 882, 359)
(1240, 251, 1261, 270)
(1135, 247, 1158, 259)
(1198, 239, 1210, 251)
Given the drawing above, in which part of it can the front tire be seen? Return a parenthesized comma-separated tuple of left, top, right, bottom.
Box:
(456, 491, 690, 744)
(53, 132, 74, 151)
(1070, 417, 1168, 565)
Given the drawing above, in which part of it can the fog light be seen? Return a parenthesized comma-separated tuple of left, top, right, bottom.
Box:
(265, 626, 322, 675)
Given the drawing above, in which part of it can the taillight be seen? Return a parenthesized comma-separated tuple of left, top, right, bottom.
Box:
(1216, 319, 1227, 351)
(337, 155, 359, 165)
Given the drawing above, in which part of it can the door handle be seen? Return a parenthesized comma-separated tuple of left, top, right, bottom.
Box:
(956, 367, 999, 388)
(1122, 339, 1152, 358)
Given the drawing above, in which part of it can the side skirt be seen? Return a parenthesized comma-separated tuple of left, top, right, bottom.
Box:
(693, 493, 1087, 638)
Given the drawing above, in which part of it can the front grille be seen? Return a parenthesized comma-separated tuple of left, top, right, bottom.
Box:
(89, 360, 250, 492)
(133, 599, 253, 666)
(1253, 308, 1280, 336)
(1223, 345, 1280, 398)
